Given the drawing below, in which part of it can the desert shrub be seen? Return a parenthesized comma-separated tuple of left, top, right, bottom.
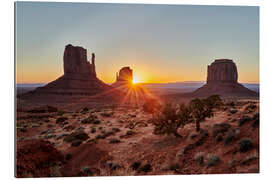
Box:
(143, 98, 162, 114)
(100, 112, 114, 117)
(90, 127, 96, 133)
(19, 127, 27, 133)
(40, 129, 49, 135)
(252, 113, 259, 128)
(81, 114, 98, 124)
(109, 138, 121, 144)
(226, 101, 235, 108)
(241, 152, 258, 165)
(81, 107, 89, 113)
(104, 131, 115, 137)
(239, 116, 252, 126)
(212, 122, 231, 137)
(169, 163, 180, 171)
(190, 95, 222, 132)
(245, 103, 257, 112)
(224, 128, 240, 145)
(93, 120, 101, 124)
(56, 133, 68, 140)
(230, 109, 238, 114)
(130, 161, 141, 170)
(56, 117, 68, 124)
(106, 161, 121, 170)
(204, 95, 223, 109)
(44, 134, 55, 139)
(72, 113, 78, 118)
(126, 130, 136, 136)
(194, 152, 205, 165)
(71, 139, 82, 147)
(138, 164, 152, 173)
(95, 134, 104, 139)
(112, 127, 121, 133)
(184, 130, 209, 154)
(206, 154, 220, 167)
(216, 133, 223, 142)
(238, 138, 253, 152)
(153, 103, 192, 137)
(57, 111, 65, 116)
(80, 166, 93, 175)
(63, 130, 89, 143)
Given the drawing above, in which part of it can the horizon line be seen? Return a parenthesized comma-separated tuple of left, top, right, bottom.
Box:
(16, 81, 260, 85)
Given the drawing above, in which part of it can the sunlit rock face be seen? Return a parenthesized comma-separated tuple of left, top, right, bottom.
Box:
(193, 59, 258, 97)
(32, 44, 110, 96)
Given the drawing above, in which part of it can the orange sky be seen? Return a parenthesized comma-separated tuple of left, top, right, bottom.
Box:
(16, 3, 259, 84)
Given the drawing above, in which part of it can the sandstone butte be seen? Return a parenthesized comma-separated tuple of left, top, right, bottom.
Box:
(111, 66, 133, 87)
(193, 59, 258, 97)
(27, 44, 112, 96)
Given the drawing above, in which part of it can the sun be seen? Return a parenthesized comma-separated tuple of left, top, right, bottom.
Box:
(132, 76, 140, 84)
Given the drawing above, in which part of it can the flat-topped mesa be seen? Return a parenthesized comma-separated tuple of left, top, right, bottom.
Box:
(63, 44, 96, 77)
(207, 59, 238, 84)
(193, 59, 258, 97)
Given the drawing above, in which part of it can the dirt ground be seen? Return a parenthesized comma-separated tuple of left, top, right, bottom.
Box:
(16, 94, 259, 177)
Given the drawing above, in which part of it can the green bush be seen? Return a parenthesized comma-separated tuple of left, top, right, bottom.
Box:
(190, 95, 222, 132)
(153, 103, 191, 137)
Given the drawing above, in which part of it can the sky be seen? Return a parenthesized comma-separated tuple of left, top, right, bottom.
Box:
(16, 2, 259, 84)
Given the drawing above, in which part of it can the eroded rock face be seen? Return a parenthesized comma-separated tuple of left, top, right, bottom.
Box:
(63, 44, 96, 77)
(207, 59, 238, 84)
(194, 59, 258, 97)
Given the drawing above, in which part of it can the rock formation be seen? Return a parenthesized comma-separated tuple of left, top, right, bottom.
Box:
(193, 59, 258, 97)
(63, 44, 96, 76)
(27, 44, 112, 96)
(112, 67, 133, 87)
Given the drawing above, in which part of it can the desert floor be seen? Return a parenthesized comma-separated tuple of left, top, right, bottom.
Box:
(16, 96, 259, 177)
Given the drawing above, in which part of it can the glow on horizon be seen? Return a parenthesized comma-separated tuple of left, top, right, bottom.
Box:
(16, 2, 259, 84)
